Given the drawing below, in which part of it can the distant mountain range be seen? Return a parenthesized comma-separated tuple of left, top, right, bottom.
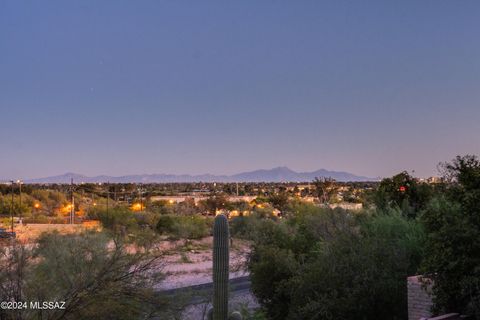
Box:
(19, 167, 377, 184)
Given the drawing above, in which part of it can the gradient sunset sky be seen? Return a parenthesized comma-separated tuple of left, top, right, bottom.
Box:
(1, 1, 479, 179)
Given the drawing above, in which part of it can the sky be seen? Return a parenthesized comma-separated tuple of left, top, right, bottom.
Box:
(1, 1, 479, 180)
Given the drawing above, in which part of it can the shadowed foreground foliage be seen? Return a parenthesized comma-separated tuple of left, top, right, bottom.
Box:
(0, 231, 180, 320)
(244, 206, 425, 320)
(421, 155, 480, 318)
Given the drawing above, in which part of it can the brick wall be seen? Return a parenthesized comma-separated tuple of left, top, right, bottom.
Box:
(408, 275, 434, 320)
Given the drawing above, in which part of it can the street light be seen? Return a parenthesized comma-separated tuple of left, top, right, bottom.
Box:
(34, 203, 40, 220)
(131, 203, 142, 212)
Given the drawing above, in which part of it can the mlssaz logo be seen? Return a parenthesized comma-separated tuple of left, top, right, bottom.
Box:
(30, 301, 66, 310)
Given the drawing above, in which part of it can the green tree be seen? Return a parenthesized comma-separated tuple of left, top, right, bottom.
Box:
(0, 194, 32, 217)
(199, 194, 228, 215)
(374, 171, 433, 218)
(421, 155, 480, 318)
(313, 177, 338, 205)
(30, 189, 67, 216)
(267, 192, 289, 212)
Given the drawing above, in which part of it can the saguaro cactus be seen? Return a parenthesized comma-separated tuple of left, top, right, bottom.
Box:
(213, 214, 230, 320)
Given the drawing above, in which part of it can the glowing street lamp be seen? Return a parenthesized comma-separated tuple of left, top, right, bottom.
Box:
(62, 204, 72, 214)
(131, 203, 143, 212)
(33, 203, 40, 220)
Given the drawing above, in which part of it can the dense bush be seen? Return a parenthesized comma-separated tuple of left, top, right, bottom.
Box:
(147, 200, 175, 215)
(23, 215, 65, 224)
(229, 216, 253, 239)
(156, 215, 211, 239)
(156, 215, 176, 234)
(230, 208, 283, 240)
(248, 207, 425, 320)
(89, 207, 138, 230)
(0, 194, 33, 217)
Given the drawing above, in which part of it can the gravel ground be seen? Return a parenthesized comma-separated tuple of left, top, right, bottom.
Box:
(158, 237, 250, 290)
(181, 291, 258, 320)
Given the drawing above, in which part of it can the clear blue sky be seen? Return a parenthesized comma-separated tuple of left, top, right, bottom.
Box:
(1, 1, 479, 179)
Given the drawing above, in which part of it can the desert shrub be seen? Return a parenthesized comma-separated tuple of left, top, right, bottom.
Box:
(20, 214, 64, 224)
(230, 214, 262, 239)
(90, 207, 138, 231)
(173, 198, 199, 215)
(156, 215, 211, 239)
(156, 215, 176, 234)
(229, 216, 251, 238)
(284, 200, 321, 218)
(0, 217, 12, 228)
(148, 200, 174, 215)
(230, 210, 283, 240)
(23, 214, 50, 224)
(133, 211, 159, 229)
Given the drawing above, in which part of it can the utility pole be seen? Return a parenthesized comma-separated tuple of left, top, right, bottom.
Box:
(106, 182, 109, 216)
(10, 181, 14, 233)
(71, 196, 75, 224)
(18, 180, 22, 223)
(138, 184, 143, 211)
(70, 178, 74, 224)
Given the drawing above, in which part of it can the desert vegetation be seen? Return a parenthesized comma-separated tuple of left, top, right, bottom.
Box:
(0, 230, 180, 320)
(226, 155, 480, 319)
(1, 155, 480, 319)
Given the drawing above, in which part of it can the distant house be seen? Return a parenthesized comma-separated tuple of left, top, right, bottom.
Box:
(149, 195, 256, 204)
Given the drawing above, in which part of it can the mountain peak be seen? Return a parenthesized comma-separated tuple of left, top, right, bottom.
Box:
(271, 166, 293, 171)
(24, 167, 377, 183)
(62, 172, 84, 177)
